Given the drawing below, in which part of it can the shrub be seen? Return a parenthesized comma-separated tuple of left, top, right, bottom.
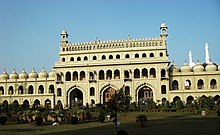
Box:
(35, 116, 43, 126)
(0, 116, 7, 125)
(70, 116, 78, 124)
(99, 113, 105, 123)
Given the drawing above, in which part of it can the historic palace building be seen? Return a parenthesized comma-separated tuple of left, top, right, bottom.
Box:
(0, 23, 220, 108)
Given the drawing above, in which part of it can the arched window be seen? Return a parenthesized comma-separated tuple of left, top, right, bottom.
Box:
(134, 69, 140, 78)
(84, 56, 88, 61)
(77, 57, 81, 61)
(197, 79, 204, 89)
(135, 53, 139, 58)
(99, 70, 104, 80)
(114, 69, 120, 79)
(172, 80, 179, 90)
(106, 70, 112, 80)
(142, 53, 146, 58)
(80, 71, 86, 80)
(66, 71, 71, 81)
(102, 55, 106, 60)
(210, 79, 217, 89)
(62, 57, 65, 62)
(150, 68, 156, 78)
(28, 85, 34, 94)
(38, 85, 44, 94)
(89, 72, 94, 80)
(90, 87, 95, 96)
(185, 80, 191, 90)
(49, 85, 54, 93)
(161, 69, 166, 78)
(0, 86, 4, 95)
(150, 53, 154, 57)
(125, 54, 130, 58)
(116, 54, 120, 59)
(142, 68, 148, 78)
(109, 55, 113, 59)
(124, 70, 130, 78)
(161, 85, 166, 94)
(125, 86, 130, 95)
(73, 71, 78, 81)
(57, 88, 62, 96)
(93, 56, 97, 60)
(70, 57, 74, 61)
(57, 74, 62, 82)
(160, 52, 163, 57)
(18, 86, 24, 94)
(9, 86, 14, 95)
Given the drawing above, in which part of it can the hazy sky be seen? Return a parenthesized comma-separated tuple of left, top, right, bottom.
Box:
(0, 0, 220, 74)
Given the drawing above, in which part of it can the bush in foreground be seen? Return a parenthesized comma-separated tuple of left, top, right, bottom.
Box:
(0, 116, 7, 125)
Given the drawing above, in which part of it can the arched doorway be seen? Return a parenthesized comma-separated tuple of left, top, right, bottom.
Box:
(103, 87, 116, 103)
(138, 86, 153, 103)
(70, 88, 83, 108)
(186, 96, 194, 104)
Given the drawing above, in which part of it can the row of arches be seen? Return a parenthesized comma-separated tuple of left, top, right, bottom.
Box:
(172, 78, 218, 90)
(61, 52, 164, 62)
(64, 68, 166, 82)
(0, 85, 62, 96)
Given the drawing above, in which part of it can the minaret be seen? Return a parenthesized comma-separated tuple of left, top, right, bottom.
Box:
(189, 51, 196, 67)
(205, 42, 211, 63)
(60, 29, 69, 45)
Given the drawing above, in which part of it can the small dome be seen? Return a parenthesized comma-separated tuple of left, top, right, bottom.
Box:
(0, 70, 9, 80)
(205, 62, 217, 71)
(19, 68, 28, 79)
(181, 62, 192, 72)
(49, 69, 56, 78)
(193, 62, 204, 72)
(39, 68, 48, 78)
(9, 69, 19, 79)
(29, 68, 38, 79)
(169, 62, 180, 72)
(160, 22, 167, 29)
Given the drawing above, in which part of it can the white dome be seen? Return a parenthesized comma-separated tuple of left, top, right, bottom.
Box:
(0, 70, 9, 80)
(181, 62, 192, 72)
(160, 22, 167, 28)
(39, 68, 48, 78)
(49, 69, 56, 78)
(205, 62, 217, 71)
(193, 62, 204, 72)
(19, 69, 28, 79)
(169, 62, 180, 73)
(29, 68, 38, 79)
(9, 69, 19, 79)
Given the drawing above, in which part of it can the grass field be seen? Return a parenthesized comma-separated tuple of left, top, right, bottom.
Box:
(0, 112, 220, 135)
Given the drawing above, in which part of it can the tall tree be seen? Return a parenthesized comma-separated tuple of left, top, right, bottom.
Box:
(107, 87, 132, 133)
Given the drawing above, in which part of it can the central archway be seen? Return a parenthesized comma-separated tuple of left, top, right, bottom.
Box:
(69, 88, 83, 108)
(138, 86, 153, 103)
(103, 87, 116, 103)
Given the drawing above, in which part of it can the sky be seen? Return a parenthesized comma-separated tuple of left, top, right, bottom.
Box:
(0, 0, 220, 74)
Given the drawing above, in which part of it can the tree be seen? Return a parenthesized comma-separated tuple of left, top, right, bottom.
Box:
(107, 87, 132, 133)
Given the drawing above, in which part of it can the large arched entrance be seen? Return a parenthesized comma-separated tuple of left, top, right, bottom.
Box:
(138, 86, 153, 103)
(103, 87, 116, 103)
(69, 88, 83, 108)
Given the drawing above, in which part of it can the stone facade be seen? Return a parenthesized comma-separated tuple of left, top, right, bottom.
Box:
(0, 23, 219, 108)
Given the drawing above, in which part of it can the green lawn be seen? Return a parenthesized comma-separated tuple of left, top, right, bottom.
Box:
(0, 112, 220, 135)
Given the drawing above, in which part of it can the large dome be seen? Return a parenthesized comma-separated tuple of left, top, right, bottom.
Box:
(29, 68, 38, 79)
(19, 69, 28, 79)
(169, 62, 180, 73)
(9, 69, 19, 79)
(193, 62, 204, 72)
(39, 68, 48, 78)
(205, 62, 217, 71)
(0, 70, 9, 80)
(181, 62, 192, 72)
